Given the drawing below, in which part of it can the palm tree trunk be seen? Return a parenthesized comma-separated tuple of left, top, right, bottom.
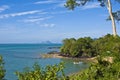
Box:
(107, 0, 117, 36)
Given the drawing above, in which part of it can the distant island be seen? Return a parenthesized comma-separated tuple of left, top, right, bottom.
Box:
(41, 41, 53, 44)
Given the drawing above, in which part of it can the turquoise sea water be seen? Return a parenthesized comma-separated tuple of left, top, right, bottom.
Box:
(0, 44, 88, 80)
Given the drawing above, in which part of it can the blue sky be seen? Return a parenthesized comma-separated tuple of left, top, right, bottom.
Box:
(0, 0, 119, 43)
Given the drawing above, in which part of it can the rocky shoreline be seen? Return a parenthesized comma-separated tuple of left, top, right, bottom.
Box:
(41, 51, 97, 62)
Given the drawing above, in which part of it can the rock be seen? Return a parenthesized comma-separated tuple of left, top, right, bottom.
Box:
(47, 47, 61, 49)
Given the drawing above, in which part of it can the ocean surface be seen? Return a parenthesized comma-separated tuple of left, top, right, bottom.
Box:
(0, 44, 88, 80)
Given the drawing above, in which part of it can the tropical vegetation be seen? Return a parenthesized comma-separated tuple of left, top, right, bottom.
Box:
(15, 62, 67, 80)
(0, 55, 5, 80)
(61, 34, 120, 57)
(69, 52, 120, 80)
(60, 37, 94, 57)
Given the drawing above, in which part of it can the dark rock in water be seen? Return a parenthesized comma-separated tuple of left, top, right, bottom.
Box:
(47, 51, 61, 54)
(48, 47, 61, 49)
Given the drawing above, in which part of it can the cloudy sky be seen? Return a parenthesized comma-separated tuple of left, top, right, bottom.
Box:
(0, 0, 119, 43)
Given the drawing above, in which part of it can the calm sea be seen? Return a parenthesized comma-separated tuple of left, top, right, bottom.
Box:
(0, 44, 88, 80)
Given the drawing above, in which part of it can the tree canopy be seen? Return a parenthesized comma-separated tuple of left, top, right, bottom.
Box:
(60, 34, 120, 57)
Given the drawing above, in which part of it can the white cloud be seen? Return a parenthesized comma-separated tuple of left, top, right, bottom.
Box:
(34, 0, 65, 5)
(22, 16, 53, 23)
(34, 0, 66, 11)
(54, 0, 66, 8)
(82, 2, 100, 10)
(0, 10, 42, 19)
(40, 23, 55, 28)
(34, 0, 56, 4)
(57, 3, 65, 8)
(50, 10, 71, 14)
(0, 5, 9, 13)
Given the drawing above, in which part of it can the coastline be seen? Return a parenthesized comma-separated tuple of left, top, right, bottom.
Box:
(41, 53, 65, 58)
(41, 52, 97, 62)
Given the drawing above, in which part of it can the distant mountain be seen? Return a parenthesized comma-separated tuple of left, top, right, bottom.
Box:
(41, 41, 53, 44)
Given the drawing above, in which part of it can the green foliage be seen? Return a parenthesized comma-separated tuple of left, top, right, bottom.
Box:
(65, 0, 79, 10)
(69, 52, 120, 80)
(60, 38, 76, 56)
(70, 37, 94, 57)
(107, 11, 120, 21)
(61, 34, 120, 57)
(15, 62, 67, 80)
(61, 37, 95, 57)
(92, 34, 120, 55)
(0, 55, 5, 80)
(65, 0, 106, 10)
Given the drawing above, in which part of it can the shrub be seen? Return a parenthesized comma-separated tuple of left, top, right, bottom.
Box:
(0, 55, 5, 80)
(15, 62, 67, 80)
(69, 52, 120, 80)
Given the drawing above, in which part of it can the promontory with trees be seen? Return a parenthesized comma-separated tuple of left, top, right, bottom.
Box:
(60, 34, 120, 58)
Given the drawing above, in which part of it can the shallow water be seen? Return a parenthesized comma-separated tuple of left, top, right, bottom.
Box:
(0, 44, 88, 80)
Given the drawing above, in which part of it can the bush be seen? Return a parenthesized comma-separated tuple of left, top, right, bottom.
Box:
(92, 34, 120, 55)
(0, 55, 5, 80)
(60, 38, 76, 56)
(60, 37, 95, 57)
(15, 62, 67, 80)
(69, 52, 120, 80)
